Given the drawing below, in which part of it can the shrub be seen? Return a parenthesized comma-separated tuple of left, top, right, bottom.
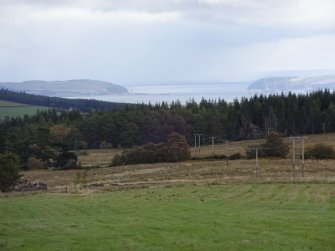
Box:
(305, 143, 335, 159)
(55, 151, 78, 169)
(164, 133, 191, 162)
(77, 150, 88, 156)
(214, 154, 228, 160)
(99, 141, 112, 149)
(246, 133, 288, 158)
(111, 133, 191, 166)
(112, 145, 160, 166)
(192, 154, 228, 161)
(76, 140, 88, 150)
(0, 153, 21, 192)
(261, 133, 289, 157)
(27, 157, 45, 169)
(245, 147, 256, 159)
(229, 153, 243, 160)
(111, 153, 126, 166)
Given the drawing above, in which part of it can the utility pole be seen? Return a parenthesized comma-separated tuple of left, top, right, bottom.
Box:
(290, 136, 307, 178)
(255, 148, 259, 178)
(293, 138, 296, 178)
(301, 136, 307, 178)
(225, 140, 229, 166)
(193, 134, 197, 149)
(210, 136, 216, 159)
(198, 134, 202, 153)
(322, 123, 325, 133)
(290, 137, 296, 179)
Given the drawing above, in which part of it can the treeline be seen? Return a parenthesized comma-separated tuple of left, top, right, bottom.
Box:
(0, 89, 127, 112)
(1, 90, 335, 169)
(78, 89, 335, 147)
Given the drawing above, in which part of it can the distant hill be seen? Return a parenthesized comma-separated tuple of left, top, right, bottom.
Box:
(0, 79, 128, 97)
(248, 75, 335, 92)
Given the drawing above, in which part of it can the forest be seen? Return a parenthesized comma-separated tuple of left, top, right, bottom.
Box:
(0, 89, 335, 169)
(0, 89, 126, 112)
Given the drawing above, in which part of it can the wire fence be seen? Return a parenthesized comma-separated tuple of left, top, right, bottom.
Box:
(14, 134, 335, 194)
(189, 138, 335, 182)
(43, 157, 334, 195)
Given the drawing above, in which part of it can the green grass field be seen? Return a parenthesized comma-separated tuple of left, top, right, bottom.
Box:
(0, 100, 23, 107)
(1, 184, 334, 251)
(0, 100, 49, 119)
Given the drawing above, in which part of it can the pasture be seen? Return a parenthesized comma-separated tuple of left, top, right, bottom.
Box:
(1, 133, 335, 250)
(0, 100, 49, 119)
(1, 184, 334, 251)
(21, 133, 335, 191)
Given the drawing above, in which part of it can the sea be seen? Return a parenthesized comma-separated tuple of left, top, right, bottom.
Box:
(72, 82, 252, 104)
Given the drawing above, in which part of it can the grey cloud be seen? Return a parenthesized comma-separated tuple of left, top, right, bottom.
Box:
(2, 0, 334, 29)
(0, 0, 334, 83)
(0, 0, 199, 12)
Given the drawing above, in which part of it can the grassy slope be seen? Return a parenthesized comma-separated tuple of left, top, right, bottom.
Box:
(1, 184, 334, 251)
(73, 133, 335, 169)
(0, 99, 49, 119)
(0, 100, 24, 107)
(21, 133, 335, 190)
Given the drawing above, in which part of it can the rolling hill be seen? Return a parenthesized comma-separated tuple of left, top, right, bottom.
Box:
(0, 79, 128, 97)
(248, 75, 335, 92)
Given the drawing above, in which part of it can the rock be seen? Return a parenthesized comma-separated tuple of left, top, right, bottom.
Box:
(13, 178, 47, 192)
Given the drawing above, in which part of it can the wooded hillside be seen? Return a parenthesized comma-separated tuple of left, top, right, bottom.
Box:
(1, 90, 334, 169)
(0, 89, 126, 112)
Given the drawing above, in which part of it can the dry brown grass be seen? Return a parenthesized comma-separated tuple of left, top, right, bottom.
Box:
(191, 133, 335, 158)
(19, 133, 335, 193)
(22, 158, 335, 193)
(78, 149, 122, 167)
(192, 139, 267, 158)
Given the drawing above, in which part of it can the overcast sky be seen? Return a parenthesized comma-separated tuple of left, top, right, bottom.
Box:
(0, 0, 335, 84)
